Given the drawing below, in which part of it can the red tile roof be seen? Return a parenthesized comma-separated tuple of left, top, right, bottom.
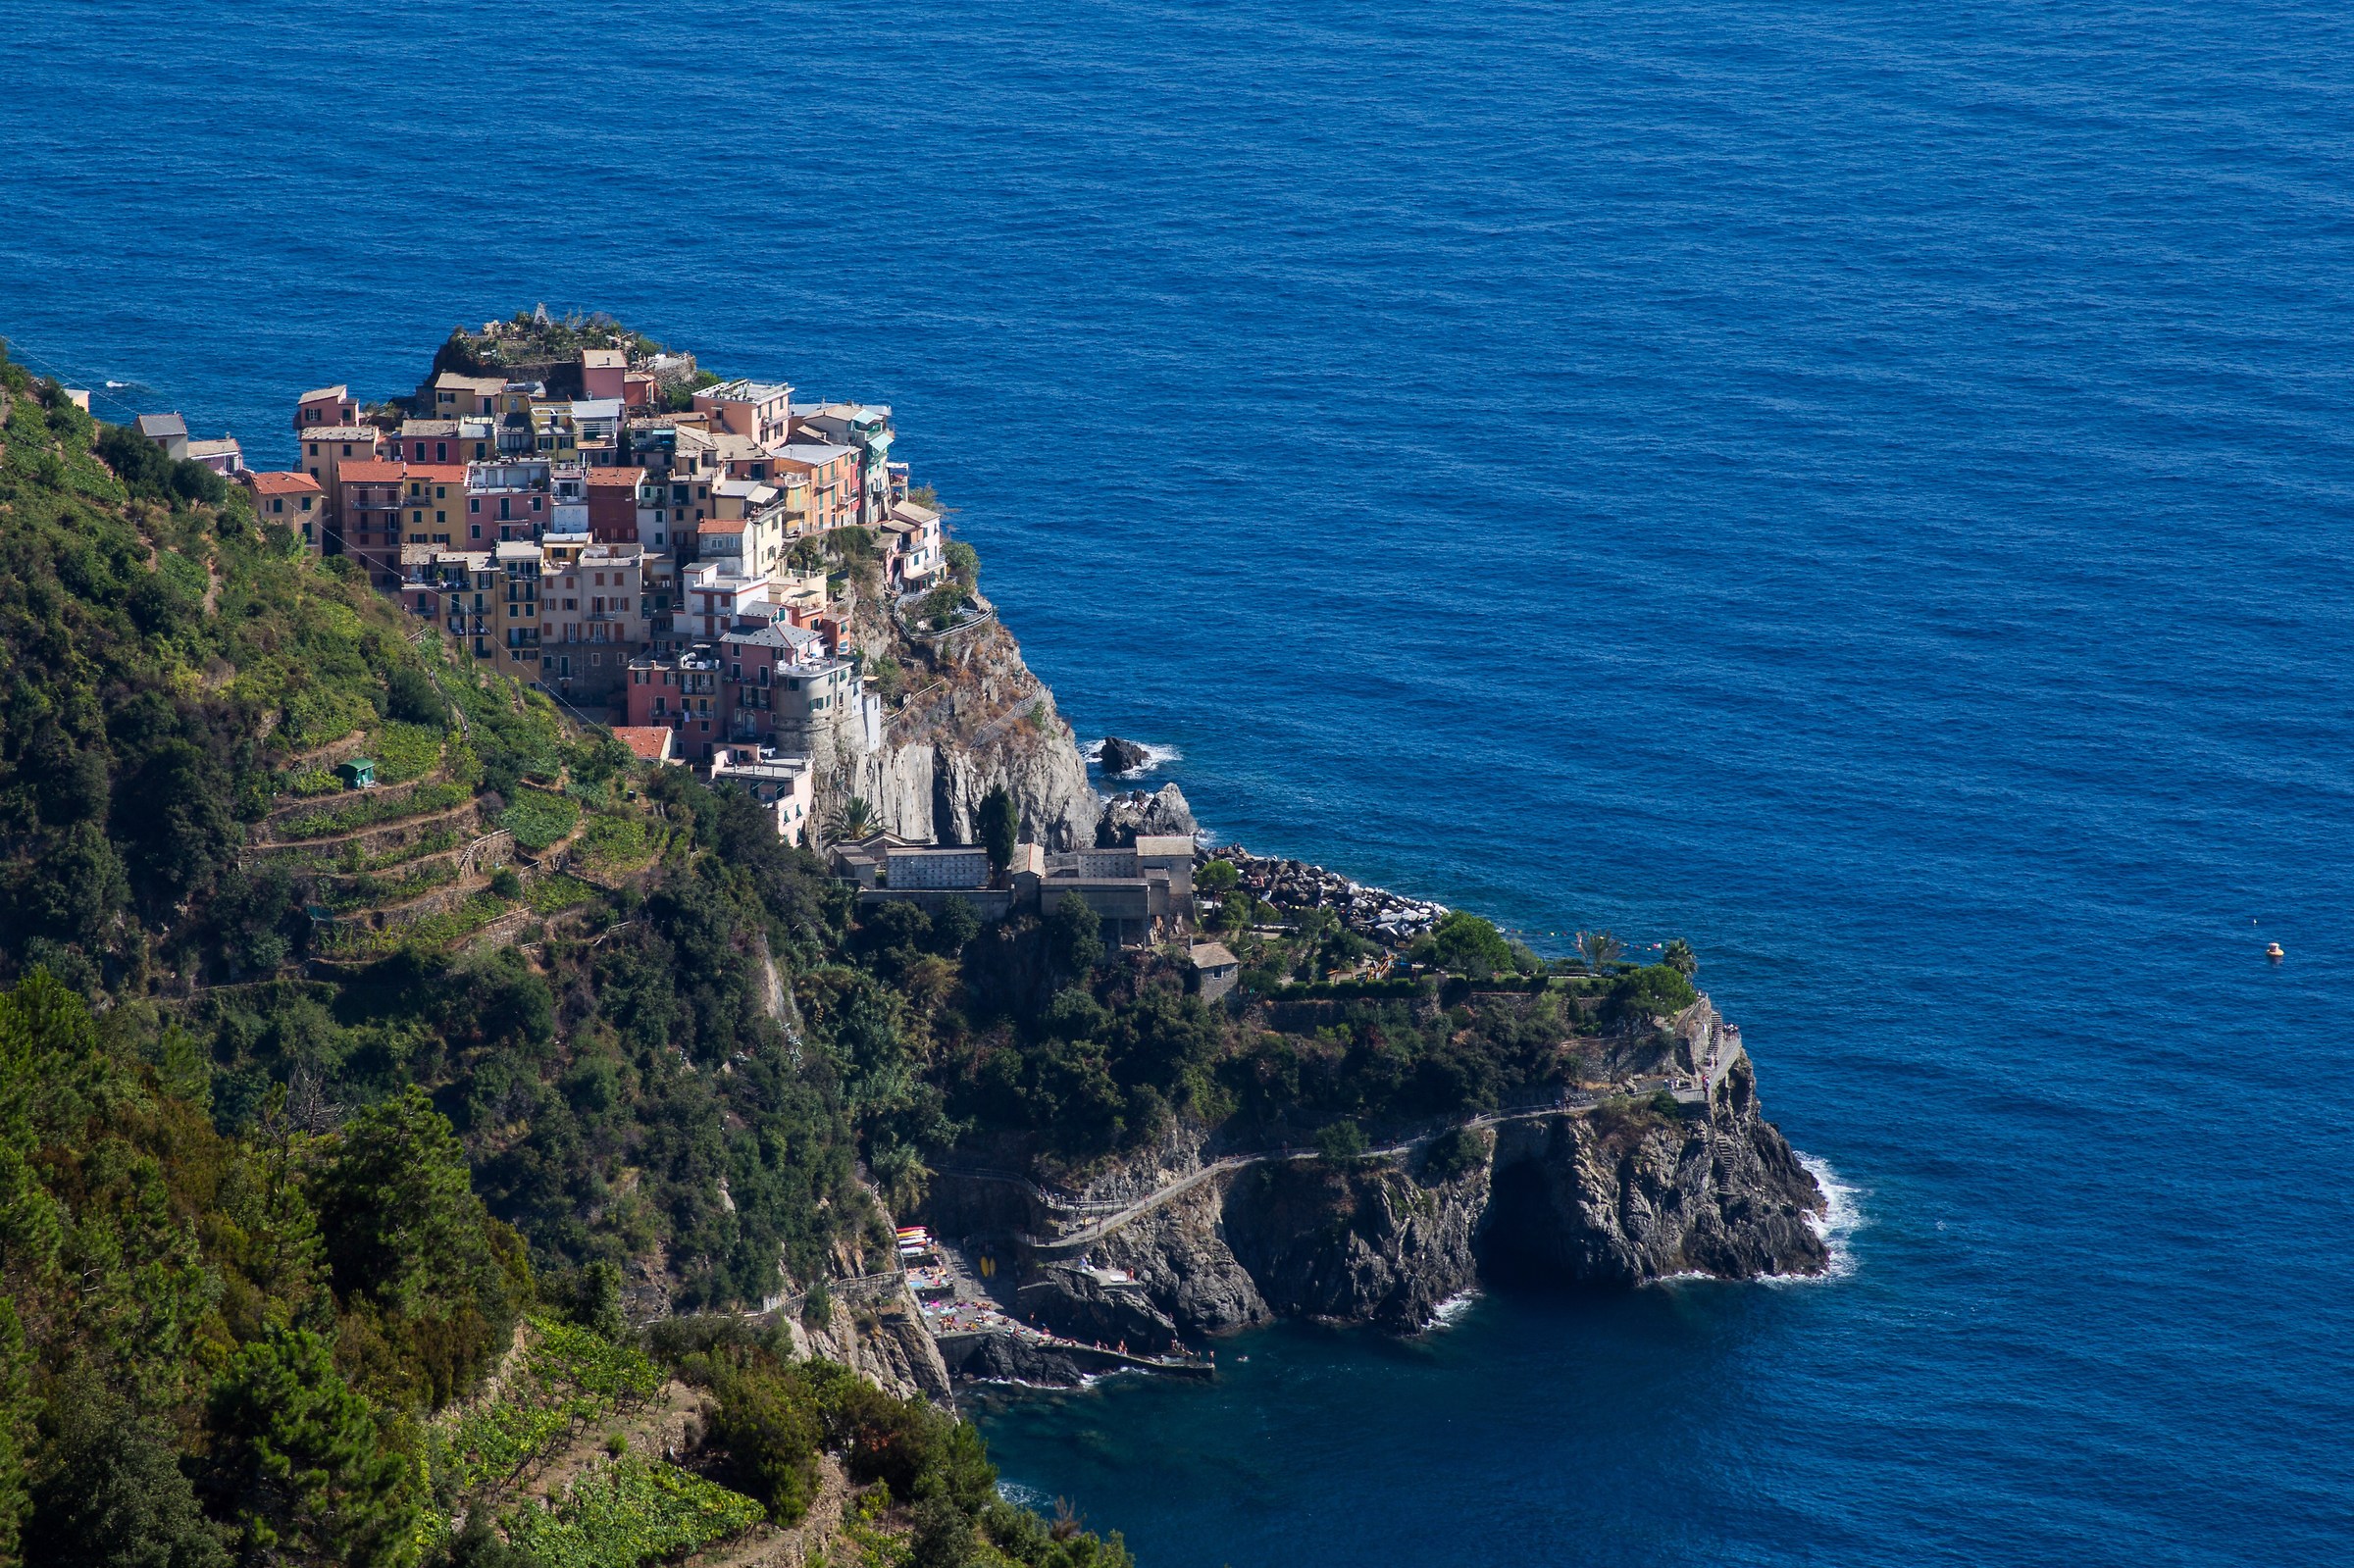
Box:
(587, 467, 642, 486)
(337, 460, 407, 482)
(612, 727, 675, 762)
(241, 471, 324, 495)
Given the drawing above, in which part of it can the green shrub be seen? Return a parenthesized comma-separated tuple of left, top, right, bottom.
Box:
(1314, 1119, 1368, 1163)
(1420, 1125, 1487, 1182)
(1607, 964, 1698, 1024)
(1429, 910, 1512, 978)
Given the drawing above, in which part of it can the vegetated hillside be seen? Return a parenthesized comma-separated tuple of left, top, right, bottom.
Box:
(0, 332, 1701, 1568)
(0, 347, 1132, 1568)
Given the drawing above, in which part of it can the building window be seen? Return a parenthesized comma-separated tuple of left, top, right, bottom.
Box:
(470, 524, 482, 539)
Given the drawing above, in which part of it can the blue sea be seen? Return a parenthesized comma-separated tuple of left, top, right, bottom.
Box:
(4, 1, 2350, 1560)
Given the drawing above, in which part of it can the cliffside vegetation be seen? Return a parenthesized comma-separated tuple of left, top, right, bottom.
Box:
(0, 346, 1130, 1568)
(0, 322, 1695, 1564)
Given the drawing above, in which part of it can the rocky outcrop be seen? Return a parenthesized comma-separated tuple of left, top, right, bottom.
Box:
(1097, 784, 1197, 846)
(814, 612, 1099, 850)
(790, 1285, 954, 1404)
(1475, 1060, 1824, 1285)
(1097, 736, 1150, 775)
(1014, 1265, 1180, 1354)
(1220, 1156, 1490, 1332)
(931, 998, 1825, 1372)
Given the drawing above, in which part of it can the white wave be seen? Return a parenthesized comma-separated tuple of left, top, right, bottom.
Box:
(1083, 738, 1182, 774)
(1774, 1151, 1863, 1284)
(996, 1480, 1053, 1509)
(1421, 1289, 1481, 1330)
(1645, 1269, 1715, 1288)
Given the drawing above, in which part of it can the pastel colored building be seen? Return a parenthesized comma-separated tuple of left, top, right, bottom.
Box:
(136, 413, 189, 460)
(493, 540, 544, 680)
(466, 457, 552, 542)
(335, 460, 410, 588)
(184, 436, 244, 475)
(770, 441, 858, 533)
(297, 426, 384, 526)
(427, 372, 506, 417)
(293, 384, 358, 431)
(538, 540, 650, 707)
(396, 464, 467, 547)
(794, 402, 896, 526)
(239, 470, 326, 550)
(580, 347, 629, 401)
(693, 378, 794, 445)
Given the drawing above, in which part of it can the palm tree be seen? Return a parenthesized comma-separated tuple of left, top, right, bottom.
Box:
(1576, 928, 1624, 975)
(1663, 938, 1697, 977)
(829, 794, 879, 842)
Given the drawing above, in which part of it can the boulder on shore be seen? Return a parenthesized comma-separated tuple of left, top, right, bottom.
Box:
(1099, 784, 1198, 846)
(1097, 736, 1151, 774)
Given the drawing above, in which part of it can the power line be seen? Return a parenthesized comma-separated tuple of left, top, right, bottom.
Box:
(0, 333, 148, 421)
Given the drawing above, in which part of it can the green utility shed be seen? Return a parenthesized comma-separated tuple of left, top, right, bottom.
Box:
(337, 758, 376, 789)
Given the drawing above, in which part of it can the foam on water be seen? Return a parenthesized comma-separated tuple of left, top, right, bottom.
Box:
(1082, 738, 1184, 776)
(1421, 1289, 1480, 1330)
(1780, 1152, 1864, 1285)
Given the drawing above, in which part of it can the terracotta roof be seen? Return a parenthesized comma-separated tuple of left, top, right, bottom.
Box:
(612, 727, 675, 762)
(337, 460, 407, 482)
(241, 471, 323, 495)
(698, 518, 748, 533)
(587, 467, 642, 486)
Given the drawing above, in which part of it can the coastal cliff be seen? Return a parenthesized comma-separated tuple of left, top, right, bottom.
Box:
(814, 594, 1100, 849)
(937, 997, 1826, 1362)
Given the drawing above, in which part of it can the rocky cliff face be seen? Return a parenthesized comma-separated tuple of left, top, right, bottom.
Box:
(993, 997, 1826, 1350)
(814, 604, 1099, 850)
(789, 1286, 955, 1405)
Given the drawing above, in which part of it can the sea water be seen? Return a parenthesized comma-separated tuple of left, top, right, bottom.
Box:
(3, 1, 2349, 1561)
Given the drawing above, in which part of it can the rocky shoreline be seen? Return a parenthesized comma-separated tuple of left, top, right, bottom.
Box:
(1210, 843, 1450, 946)
(916, 996, 1828, 1390)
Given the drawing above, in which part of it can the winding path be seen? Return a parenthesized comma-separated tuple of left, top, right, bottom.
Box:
(1028, 1096, 1613, 1253)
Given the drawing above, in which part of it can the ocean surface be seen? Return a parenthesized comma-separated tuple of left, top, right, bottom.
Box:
(4, 1, 2351, 1560)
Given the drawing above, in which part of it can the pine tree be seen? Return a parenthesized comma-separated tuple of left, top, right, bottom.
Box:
(205, 1326, 420, 1568)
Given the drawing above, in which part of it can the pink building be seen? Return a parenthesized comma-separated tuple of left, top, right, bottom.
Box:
(293, 384, 358, 431)
(581, 347, 629, 401)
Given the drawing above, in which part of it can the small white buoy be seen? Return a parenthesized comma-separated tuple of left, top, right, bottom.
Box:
(2267, 941, 2284, 962)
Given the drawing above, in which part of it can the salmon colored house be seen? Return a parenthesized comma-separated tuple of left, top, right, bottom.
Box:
(239, 471, 326, 552)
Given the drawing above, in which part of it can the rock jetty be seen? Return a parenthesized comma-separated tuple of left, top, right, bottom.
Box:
(1213, 845, 1449, 946)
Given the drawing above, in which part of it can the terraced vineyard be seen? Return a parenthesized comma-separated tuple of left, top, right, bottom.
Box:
(505, 1458, 766, 1568)
(438, 1319, 764, 1568)
(442, 1317, 665, 1492)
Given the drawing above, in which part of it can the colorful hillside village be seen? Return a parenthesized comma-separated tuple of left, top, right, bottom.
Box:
(128, 324, 948, 847)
